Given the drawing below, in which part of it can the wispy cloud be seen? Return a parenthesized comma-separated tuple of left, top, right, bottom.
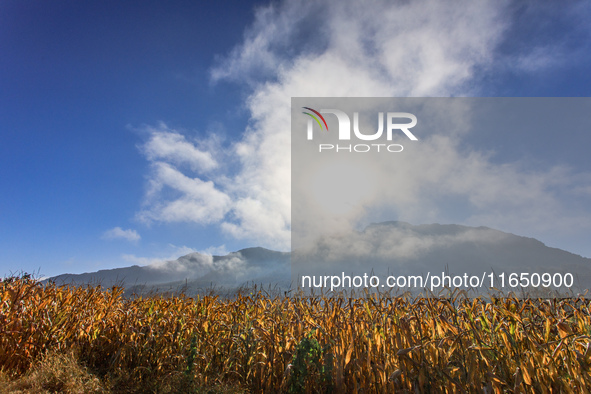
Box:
(122, 246, 266, 285)
(102, 227, 141, 243)
(198, 244, 230, 256)
(140, 122, 218, 172)
(300, 223, 511, 263)
(137, 160, 232, 224)
(135, 122, 232, 225)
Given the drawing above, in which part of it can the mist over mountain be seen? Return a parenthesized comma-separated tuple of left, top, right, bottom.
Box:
(47, 222, 591, 296)
(293, 221, 591, 295)
(48, 247, 291, 296)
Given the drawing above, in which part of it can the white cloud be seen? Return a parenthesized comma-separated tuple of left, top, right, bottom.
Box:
(123, 248, 254, 283)
(205, 0, 511, 248)
(102, 227, 141, 243)
(137, 160, 232, 224)
(212, 0, 508, 95)
(198, 244, 230, 256)
(141, 123, 218, 172)
(210, 1, 317, 85)
(135, 0, 591, 253)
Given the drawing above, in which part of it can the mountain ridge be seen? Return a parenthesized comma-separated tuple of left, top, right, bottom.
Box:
(46, 222, 591, 295)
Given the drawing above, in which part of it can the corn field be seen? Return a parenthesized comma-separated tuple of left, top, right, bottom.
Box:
(2, 275, 591, 393)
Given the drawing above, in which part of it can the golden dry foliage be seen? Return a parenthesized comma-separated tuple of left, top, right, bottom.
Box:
(2, 276, 591, 393)
(0, 350, 107, 394)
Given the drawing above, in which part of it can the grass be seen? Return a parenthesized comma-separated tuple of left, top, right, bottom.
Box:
(0, 350, 106, 393)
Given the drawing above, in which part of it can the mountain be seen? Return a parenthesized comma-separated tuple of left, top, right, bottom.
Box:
(293, 221, 591, 295)
(46, 223, 591, 296)
(47, 247, 290, 296)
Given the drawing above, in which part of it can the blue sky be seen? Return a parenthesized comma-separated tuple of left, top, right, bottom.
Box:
(1, 0, 591, 278)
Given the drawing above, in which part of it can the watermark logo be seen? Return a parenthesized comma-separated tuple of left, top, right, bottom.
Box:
(302, 107, 329, 136)
(303, 107, 418, 152)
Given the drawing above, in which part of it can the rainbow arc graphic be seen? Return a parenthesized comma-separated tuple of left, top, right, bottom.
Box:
(302, 107, 328, 131)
